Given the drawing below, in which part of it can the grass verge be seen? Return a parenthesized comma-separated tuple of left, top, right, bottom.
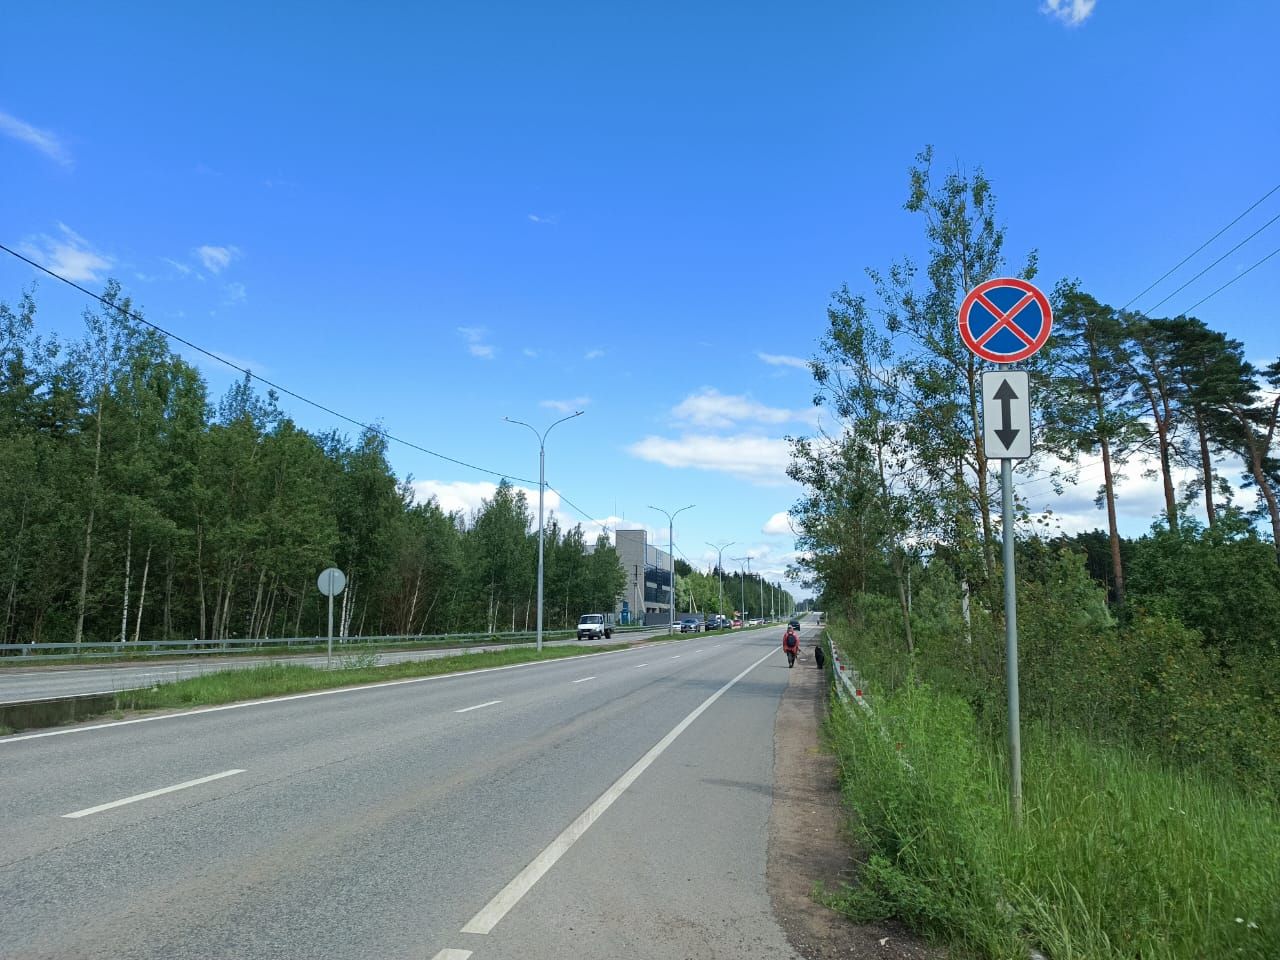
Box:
(114, 643, 629, 711)
(825, 674, 1280, 959)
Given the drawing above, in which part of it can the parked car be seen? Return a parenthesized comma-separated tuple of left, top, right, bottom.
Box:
(731, 618, 742, 628)
(679, 617, 701, 633)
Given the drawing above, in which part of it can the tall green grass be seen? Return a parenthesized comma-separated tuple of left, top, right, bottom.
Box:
(827, 680, 1280, 959)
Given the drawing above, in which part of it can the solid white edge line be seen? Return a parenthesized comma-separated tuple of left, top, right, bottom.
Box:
(429, 950, 472, 960)
(1, 628, 768, 745)
(62, 769, 245, 818)
(459, 645, 776, 936)
(454, 700, 501, 714)
(0, 642, 671, 746)
(570, 677, 595, 683)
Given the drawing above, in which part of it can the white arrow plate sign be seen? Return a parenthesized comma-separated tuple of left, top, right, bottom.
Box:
(982, 370, 1032, 460)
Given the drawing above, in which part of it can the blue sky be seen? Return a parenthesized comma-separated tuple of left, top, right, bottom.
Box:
(3, 0, 1279, 597)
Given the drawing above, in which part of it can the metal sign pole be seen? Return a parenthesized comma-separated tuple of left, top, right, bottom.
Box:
(958, 277, 1050, 828)
(1001, 455, 1022, 824)
(327, 592, 334, 669)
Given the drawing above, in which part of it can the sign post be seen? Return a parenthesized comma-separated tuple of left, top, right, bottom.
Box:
(958, 278, 1051, 825)
(316, 567, 347, 669)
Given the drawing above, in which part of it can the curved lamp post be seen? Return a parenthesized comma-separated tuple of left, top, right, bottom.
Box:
(649, 504, 694, 634)
(505, 410, 583, 651)
(705, 540, 735, 618)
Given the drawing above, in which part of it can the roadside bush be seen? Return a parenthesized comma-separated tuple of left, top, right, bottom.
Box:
(1127, 523, 1280, 653)
(826, 665, 1280, 959)
(835, 549, 1280, 796)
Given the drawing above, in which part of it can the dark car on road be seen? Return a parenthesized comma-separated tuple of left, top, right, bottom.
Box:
(788, 618, 801, 630)
(679, 617, 702, 633)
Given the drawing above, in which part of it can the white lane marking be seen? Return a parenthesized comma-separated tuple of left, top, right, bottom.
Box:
(455, 700, 501, 714)
(63, 769, 245, 819)
(430, 951, 472, 960)
(709, 644, 720, 649)
(634, 663, 649, 668)
(460, 645, 776, 935)
(0, 646, 649, 746)
(571, 676, 595, 684)
(669, 655, 681, 660)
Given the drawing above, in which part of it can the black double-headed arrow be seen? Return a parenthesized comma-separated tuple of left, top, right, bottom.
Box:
(993, 378, 1020, 450)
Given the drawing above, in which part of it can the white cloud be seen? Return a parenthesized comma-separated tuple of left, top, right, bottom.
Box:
(757, 352, 808, 370)
(412, 479, 560, 522)
(1042, 0, 1096, 27)
(528, 213, 559, 225)
(457, 326, 496, 360)
(224, 282, 247, 304)
(523, 348, 540, 358)
(19, 223, 111, 282)
(672, 387, 817, 430)
(196, 245, 241, 273)
(162, 257, 192, 275)
(1017, 446, 1238, 539)
(763, 511, 795, 536)
(584, 349, 605, 361)
(0, 110, 71, 167)
(540, 396, 590, 413)
(628, 433, 794, 486)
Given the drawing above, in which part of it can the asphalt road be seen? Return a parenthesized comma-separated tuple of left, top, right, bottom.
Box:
(0, 625, 708, 704)
(0, 619, 817, 960)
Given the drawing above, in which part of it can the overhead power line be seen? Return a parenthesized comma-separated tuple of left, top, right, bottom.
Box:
(1181, 244, 1280, 315)
(0, 242, 536, 485)
(1123, 181, 1280, 309)
(1142, 210, 1280, 314)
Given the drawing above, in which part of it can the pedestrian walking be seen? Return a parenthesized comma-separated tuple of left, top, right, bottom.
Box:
(783, 626, 799, 668)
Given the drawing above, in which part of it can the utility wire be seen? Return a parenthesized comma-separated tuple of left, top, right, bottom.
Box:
(1141, 210, 1280, 315)
(1123, 181, 1280, 309)
(0, 242, 536, 485)
(1180, 244, 1280, 315)
(544, 484, 610, 533)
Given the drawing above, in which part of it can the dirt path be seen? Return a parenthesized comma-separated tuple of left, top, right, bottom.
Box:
(767, 650, 943, 960)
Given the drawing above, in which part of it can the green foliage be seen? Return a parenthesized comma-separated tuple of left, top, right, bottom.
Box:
(1127, 522, 1280, 652)
(0, 285, 636, 645)
(825, 675, 1280, 960)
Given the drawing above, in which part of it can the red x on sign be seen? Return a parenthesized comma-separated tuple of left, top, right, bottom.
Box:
(957, 278, 1052, 363)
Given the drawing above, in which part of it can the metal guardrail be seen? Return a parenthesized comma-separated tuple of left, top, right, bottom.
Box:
(825, 630, 873, 714)
(0, 624, 654, 662)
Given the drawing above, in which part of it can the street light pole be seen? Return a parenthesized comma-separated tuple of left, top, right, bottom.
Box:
(505, 410, 584, 652)
(705, 540, 735, 617)
(649, 504, 694, 634)
(732, 554, 753, 621)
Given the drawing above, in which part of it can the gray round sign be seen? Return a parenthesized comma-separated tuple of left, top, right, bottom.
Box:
(317, 567, 347, 597)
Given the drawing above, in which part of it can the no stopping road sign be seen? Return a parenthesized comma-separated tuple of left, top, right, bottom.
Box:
(958, 278, 1052, 364)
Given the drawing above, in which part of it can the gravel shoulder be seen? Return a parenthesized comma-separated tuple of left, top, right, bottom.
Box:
(767, 647, 944, 960)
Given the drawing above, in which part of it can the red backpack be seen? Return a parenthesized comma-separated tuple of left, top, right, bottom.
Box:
(784, 630, 798, 651)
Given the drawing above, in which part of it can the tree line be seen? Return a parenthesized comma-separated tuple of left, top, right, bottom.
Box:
(671, 559, 794, 619)
(789, 147, 1279, 793)
(0, 283, 625, 645)
(791, 145, 1280, 635)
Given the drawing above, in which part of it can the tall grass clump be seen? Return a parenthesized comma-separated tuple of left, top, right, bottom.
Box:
(827, 670, 1280, 959)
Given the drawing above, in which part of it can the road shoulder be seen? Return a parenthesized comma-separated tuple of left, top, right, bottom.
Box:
(766, 648, 943, 960)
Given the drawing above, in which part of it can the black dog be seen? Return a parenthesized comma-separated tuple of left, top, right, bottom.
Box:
(814, 645, 826, 669)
